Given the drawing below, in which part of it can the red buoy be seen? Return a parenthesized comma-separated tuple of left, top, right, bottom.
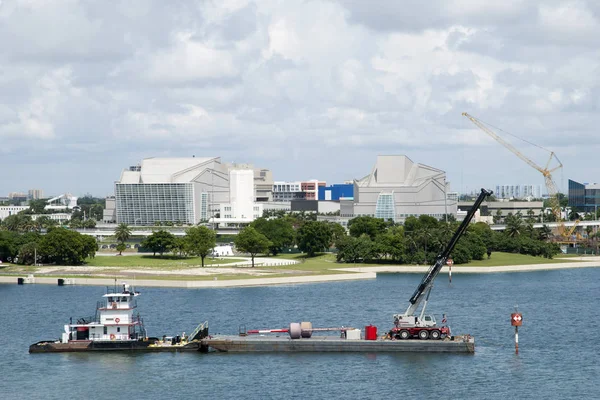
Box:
(511, 313, 523, 327)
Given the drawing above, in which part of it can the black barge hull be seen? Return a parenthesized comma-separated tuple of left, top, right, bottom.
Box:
(29, 340, 202, 353)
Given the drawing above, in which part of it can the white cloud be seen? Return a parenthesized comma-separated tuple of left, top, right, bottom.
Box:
(1, 0, 599, 195)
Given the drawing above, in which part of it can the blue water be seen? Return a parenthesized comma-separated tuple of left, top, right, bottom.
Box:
(1, 269, 599, 399)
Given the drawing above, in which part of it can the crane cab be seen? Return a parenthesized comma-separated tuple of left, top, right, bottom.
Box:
(393, 314, 436, 328)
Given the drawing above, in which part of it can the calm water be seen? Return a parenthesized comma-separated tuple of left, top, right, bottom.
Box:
(1, 269, 599, 399)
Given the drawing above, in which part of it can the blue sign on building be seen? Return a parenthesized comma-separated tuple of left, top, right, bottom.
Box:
(318, 184, 354, 201)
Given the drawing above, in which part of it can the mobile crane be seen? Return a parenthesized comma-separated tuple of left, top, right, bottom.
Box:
(390, 188, 493, 340)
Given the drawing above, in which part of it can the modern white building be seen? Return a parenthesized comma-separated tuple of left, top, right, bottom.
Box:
(115, 157, 230, 225)
(114, 157, 272, 226)
(45, 193, 78, 211)
(341, 155, 456, 223)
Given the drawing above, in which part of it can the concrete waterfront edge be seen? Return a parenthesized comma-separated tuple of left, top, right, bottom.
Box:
(0, 272, 377, 288)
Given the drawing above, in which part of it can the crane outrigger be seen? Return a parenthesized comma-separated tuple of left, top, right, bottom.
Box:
(390, 188, 493, 340)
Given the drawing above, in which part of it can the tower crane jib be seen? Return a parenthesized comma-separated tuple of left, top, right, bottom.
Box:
(462, 112, 565, 235)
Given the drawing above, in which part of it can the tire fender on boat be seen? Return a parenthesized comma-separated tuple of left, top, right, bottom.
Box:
(110, 334, 116, 340)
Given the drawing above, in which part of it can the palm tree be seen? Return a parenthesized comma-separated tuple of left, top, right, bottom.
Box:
(114, 223, 131, 255)
(505, 213, 523, 238)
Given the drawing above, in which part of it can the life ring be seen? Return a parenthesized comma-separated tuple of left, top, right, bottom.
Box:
(110, 334, 116, 340)
(112, 302, 117, 309)
(115, 318, 120, 324)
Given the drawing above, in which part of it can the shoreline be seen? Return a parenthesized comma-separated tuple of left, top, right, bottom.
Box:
(1, 258, 599, 288)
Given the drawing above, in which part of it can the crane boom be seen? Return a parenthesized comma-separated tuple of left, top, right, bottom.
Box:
(402, 188, 493, 317)
(462, 112, 565, 236)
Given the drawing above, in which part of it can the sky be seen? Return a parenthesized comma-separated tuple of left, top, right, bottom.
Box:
(1, 0, 599, 198)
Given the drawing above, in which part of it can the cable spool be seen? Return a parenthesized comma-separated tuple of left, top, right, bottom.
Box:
(288, 323, 301, 339)
(300, 322, 313, 338)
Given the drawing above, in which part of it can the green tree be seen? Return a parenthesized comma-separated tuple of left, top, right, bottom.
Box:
(329, 222, 347, 247)
(537, 225, 552, 241)
(90, 204, 104, 220)
(83, 219, 97, 229)
(505, 213, 523, 238)
(172, 237, 188, 258)
(116, 243, 126, 255)
(347, 216, 387, 240)
(251, 217, 295, 255)
(234, 226, 271, 267)
(29, 199, 49, 214)
(0, 231, 18, 262)
(141, 230, 176, 256)
(185, 226, 217, 267)
(376, 226, 406, 262)
(17, 242, 39, 265)
(114, 223, 132, 245)
(296, 221, 333, 257)
(38, 227, 96, 265)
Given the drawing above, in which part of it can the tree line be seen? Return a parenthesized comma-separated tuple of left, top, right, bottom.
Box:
(0, 228, 96, 265)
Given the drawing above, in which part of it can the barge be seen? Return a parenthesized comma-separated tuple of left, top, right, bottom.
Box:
(201, 331, 474, 353)
(29, 282, 207, 353)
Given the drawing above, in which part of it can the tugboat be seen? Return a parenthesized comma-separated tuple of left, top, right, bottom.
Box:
(29, 282, 208, 353)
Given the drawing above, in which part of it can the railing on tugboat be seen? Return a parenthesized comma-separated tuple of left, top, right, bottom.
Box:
(96, 300, 138, 310)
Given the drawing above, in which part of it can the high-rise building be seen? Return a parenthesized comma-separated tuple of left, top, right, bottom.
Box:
(28, 189, 44, 200)
(495, 184, 542, 199)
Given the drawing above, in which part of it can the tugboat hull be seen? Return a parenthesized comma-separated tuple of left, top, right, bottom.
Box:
(29, 340, 201, 353)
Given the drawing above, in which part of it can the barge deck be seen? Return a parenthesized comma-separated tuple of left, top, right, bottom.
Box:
(201, 335, 475, 353)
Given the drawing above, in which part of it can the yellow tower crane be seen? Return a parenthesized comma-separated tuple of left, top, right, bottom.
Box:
(462, 112, 565, 237)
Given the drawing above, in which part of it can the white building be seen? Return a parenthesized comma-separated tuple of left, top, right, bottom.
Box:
(495, 184, 543, 200)
(341, 155, 456, 223)
(0, 206, 29, 221)
(45, 193, 78, 211)
(217, 169, 263, 225)
(273, 181, 304, 201)
(115, 157, 230, 225)
(114, 157, 272, 226)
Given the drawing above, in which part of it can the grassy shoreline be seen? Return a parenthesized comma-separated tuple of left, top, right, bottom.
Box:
(0, 252, 596, 283)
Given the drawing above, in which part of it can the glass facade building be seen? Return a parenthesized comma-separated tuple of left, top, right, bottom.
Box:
(375, 192, 396, 222)
(116, 183, 195, 225)
(568, 179, 600, 213)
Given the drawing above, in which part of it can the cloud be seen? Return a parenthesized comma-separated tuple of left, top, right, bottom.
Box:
(0, 0, 599, 196)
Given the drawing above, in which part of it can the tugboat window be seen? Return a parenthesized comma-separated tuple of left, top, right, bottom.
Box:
(104, 327, 107, 334)
(117, 327, 121, 333)
(122, 297, 127, 302)
(108, 297, 113, 302)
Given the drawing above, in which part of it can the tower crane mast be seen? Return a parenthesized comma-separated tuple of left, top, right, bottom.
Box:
(462, 112, 564, 235)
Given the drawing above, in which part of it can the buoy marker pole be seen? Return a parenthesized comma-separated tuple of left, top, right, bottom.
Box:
(511, 306, 523, 355)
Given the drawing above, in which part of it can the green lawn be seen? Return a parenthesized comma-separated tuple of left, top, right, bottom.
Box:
(446, 252, 580, 267)
(269, 251, 581, 269)
(84, 254, 243, 268)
